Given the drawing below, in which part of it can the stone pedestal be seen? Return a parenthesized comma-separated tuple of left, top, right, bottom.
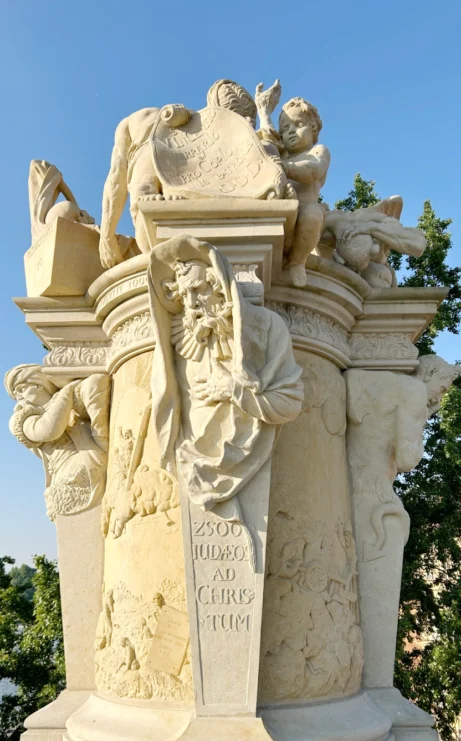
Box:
(13, 199, 447, 741)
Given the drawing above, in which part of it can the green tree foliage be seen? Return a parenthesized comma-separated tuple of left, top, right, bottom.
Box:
(335, 173, 380, 212)
(394, 379, 461, 740)
(0, 556, 64, 740)
(405, 202, 461, 354)
(338, 174, 461, 740)
(9, 565, 35, 602)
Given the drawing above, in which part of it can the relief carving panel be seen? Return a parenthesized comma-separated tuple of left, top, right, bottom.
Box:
(97, 351, 191, 702)
(259, 353, 363, 703)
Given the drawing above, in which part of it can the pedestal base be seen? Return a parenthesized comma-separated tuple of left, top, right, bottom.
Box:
(261, 693, 392, 741)
(367, 689, 438, 741)
(22, 690, 92, 741)
(62, 692, 397, 741)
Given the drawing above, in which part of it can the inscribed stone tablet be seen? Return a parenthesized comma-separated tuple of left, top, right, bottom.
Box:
(151, 107, 283, 200)
(146, 605, 189, 676)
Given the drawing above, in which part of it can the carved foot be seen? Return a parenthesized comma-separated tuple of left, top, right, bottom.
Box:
(152, 193, 184, 201)
(288, 263, 308, 288)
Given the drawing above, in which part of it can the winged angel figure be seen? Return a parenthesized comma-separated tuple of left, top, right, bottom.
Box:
(317, 195, 427, 287)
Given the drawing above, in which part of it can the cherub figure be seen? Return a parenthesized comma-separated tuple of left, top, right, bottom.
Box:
(255, 85, 330, 287)
(278, 98, 330, 286)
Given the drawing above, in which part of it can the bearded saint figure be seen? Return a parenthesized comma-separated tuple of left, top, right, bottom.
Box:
(147, 235, 304, 525)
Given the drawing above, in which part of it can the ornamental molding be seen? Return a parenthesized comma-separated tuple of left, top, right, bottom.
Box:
(349, 332, 418, 361)
(108, 311, 154, 362)
(44, 342, 109, 368)
(266, 301, 350, 357)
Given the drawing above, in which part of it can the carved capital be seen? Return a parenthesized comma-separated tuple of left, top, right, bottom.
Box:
(108, 312, 155, 369)
(349, 333, 418, 362)
(266, 301, 350, 359)
(44, 342, 109, 368)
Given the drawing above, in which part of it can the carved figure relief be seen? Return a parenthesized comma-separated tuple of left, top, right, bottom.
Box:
(346, 356, 460, 562)
(95, 579, 192, 701)
(99, 79, 285, 268)
(147, 235, 304, 536)
(5, 366, 110, 520)
(260, 354, 363, 702)
(28, 160, 96, 243)
(259, 513, 362, 701)
(102, 399, 180, 538)
(254, 83, 330, 287)
(345, 356, 459, 688)
(318, 196, 427, 287)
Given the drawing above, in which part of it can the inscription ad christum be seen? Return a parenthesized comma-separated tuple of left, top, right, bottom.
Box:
(180, 462, 271, 715)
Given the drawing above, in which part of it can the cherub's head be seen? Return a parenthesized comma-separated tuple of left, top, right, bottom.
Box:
(279, 97, 322, 154)
(4, 364, 57, 407)
(207, 79, 257, 128)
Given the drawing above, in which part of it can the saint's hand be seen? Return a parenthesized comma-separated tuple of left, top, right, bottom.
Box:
(192, 375, 234, 405)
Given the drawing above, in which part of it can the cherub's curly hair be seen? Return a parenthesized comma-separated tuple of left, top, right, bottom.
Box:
(279, 97, 322, 144)
(207, 79, 257, 127)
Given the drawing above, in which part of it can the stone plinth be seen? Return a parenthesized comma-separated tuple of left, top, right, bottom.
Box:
(12, 205, 447, 741)
(24, 218, 103, 298)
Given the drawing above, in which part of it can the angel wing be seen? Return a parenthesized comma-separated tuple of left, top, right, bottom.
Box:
(367, 195, 403, 221)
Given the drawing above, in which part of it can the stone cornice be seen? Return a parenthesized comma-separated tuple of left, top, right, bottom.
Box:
(16, 254, 448, 382)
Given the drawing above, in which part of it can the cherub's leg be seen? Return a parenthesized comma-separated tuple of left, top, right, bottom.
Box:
(286, 203, 325, 287)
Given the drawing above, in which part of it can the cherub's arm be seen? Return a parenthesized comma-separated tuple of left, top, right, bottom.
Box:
(100, 118, 131, 268)
(285, 145, 330, 184)
(22, 384, 78, 444)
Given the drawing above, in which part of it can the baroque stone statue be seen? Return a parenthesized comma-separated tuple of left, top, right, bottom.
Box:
(99, 80, 286, 268)
(5, 365, 110, 520)
(28, 160, 96, 243)
(7, 74, 458, 741)
(345, 355, 460, 690)
(319, 195, 427, 286)
(148, 235, 304, 527)
(255, 84, 330, 287)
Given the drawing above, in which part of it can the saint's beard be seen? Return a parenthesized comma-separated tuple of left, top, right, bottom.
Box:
(183, 300, 233, 345)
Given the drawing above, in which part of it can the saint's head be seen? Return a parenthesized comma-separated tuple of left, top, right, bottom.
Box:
(207, 79, 257, 128)
(164, 260, 233, 346)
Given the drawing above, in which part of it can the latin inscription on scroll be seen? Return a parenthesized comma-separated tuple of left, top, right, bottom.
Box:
(151, 107, 283, 200)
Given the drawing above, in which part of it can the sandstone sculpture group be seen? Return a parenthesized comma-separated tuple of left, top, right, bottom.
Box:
(5, 78, 459, 741)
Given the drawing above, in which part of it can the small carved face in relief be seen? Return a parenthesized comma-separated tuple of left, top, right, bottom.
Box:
(14, 381, 52, 407)
(277, 539, 304, 579)
(279, 105, 315, 155)
(416, 356, 460, 415)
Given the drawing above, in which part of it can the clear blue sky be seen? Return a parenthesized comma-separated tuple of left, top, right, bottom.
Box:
(1, 0, 460, 567)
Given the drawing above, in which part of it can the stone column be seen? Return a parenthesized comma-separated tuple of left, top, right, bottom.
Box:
(344, 369, 445, 741)
(11, 198, 451, 741)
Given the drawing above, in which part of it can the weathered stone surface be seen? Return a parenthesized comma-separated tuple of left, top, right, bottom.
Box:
(24, 218, 103, 297)
(9, 77, 456, 741)
(152, 107, 285, 200)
